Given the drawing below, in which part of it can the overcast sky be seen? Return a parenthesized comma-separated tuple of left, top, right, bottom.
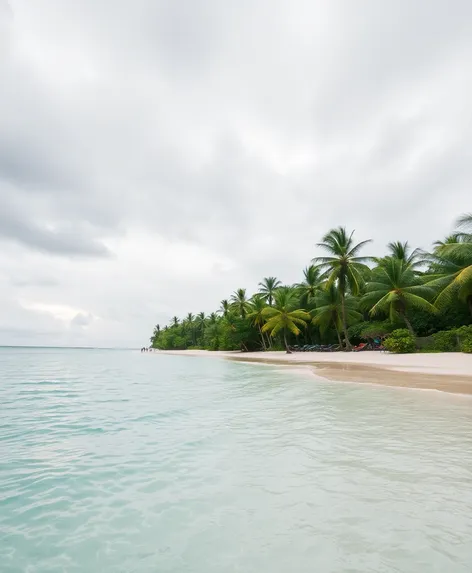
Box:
(0, 0, 471, 347)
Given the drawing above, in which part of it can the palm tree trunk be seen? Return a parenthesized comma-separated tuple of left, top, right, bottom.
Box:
(283, 329, 292, 354)
(340, 292, 352, 351)
(334, 325, 343, 349)
(258, 325, 267, 351)
(401, 312, 415, 336)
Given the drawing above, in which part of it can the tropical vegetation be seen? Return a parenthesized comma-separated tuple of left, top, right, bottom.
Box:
(150, 213, 472, 353)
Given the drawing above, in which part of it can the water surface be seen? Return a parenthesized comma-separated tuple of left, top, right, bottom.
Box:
(1, 348, 471, 572)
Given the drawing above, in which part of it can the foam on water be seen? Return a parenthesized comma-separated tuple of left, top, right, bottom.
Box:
(1, 348, 471, 572)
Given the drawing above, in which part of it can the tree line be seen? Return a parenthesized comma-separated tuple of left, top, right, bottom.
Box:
(150, 213, 472, 353)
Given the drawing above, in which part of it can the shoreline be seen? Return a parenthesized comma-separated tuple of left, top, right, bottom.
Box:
(156, 350, 472, 396)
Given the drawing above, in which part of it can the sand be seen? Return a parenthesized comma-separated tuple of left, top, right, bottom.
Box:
(156, 349, 472, 395)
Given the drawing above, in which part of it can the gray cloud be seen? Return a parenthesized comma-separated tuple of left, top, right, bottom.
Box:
(0, 0, 471, 346)
(0, 197, 112, 257)
(71, 313, 94, 327)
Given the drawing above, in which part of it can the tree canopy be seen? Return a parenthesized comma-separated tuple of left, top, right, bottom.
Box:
(150, 213, 472, 352)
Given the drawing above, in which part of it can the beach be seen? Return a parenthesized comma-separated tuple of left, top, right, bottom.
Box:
(157, 350, 472, 395)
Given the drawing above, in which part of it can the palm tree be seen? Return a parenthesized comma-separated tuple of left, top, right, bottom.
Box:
(219, 299, 230, 317)
(231, 288, 250, 318)
(262, 288, 310, 353)
(456, 212, 472, 237)
(247, 295, 268, 350)
(312, 284, 362, 348)
(425, 239, 472, 317)
(362, 257, 436, 335)
(171, 316, 179, 328)
(184, 312, 194, 328)
(296, 265, 323, 306)
(313, 227, 372, 350)
(184, 313, 195, 344)
(433, 234, 463, 248)
(150, 324, 161, 344)
(258, 277, 281, 306)
(208, 312, 218, 324)
(385, 241, 424, 269)
(195, 312, 206, 334)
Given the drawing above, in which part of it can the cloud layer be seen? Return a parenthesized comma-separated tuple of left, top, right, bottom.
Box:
(1, 0, 471, 346)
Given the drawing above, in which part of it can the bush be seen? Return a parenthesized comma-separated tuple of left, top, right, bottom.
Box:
(431, 330, 458, 352)
(383, 329, 416, 354)
(347, 320, 398, 345)
(456, 325, 472, 339)
(460, 334, 472, 353)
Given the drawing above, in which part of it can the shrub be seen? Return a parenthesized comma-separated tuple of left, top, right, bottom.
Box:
(347, 320, 398, 345)
(431, 330, 458, 352)
(383, 329, 416, 354)
(361, 321, 394, 340)
(460, 334, 472, 353)
(456, 325, 472, 339)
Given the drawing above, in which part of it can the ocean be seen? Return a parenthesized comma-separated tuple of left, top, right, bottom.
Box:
(0, 347, 471, 572)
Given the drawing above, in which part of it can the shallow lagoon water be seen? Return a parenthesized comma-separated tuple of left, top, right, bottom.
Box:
(1, 348, 471, 572)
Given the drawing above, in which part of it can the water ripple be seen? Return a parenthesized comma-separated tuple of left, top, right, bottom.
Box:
(0, 348, 471, 572)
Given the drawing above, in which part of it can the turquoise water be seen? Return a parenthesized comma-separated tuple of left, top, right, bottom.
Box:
(1, 348, 471, 572)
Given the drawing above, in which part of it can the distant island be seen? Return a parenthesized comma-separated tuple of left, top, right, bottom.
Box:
(150, 213, 472, 355)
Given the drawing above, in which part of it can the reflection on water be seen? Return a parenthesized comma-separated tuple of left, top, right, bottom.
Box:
(1, 348, 471, 572)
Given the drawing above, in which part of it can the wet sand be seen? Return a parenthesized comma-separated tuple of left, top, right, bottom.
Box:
(157, 350, 472, 395)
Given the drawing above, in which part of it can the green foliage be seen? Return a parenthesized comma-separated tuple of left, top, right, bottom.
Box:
(456, 325, 472, 353)
(149, 212, 472, 354)
(431, 330, 458, 352)
(313, 285, 362, 347)
(296, 265, 323, 307)
(230, 288, 250, 318)
(362, 257, 436, 333)
(386, 241, 424, 268)
(383, 329, 416, 354)
(258, 277, 282, 306)
(360, 321, 395, 339)
(262, 288, 310, 351)
(455, 324, 472, 338)
(460, 334, 472, 353)
(425, 232, 472, 314)
(313, 226, 372, 349)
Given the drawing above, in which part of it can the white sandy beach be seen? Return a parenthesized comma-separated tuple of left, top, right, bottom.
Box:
(156, 350, 472, 395)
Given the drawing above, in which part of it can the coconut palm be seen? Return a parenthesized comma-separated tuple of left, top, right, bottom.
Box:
(171, 316, 179, 328)
(312, 284, 362, 348)
(362, 257, 436, 335)
(247, 295, 268, 350)
(425, 239, 472, 317)
(219, 299, 230, 317)
(456, 212, 472, 239)
(183, 313, 195, 344)
(262, 288, 310, 353)
(385, 241, 424, 268)
(184, 313, 194, 323)
(194, 312, 206, 343)
(150, 324, 161, 344)
(231, 288, 250, 318)
(313, 227, 372, 350)
(208, 312, 218, 324)
(433, 234, 462, 248)
(258, 277, 281, 306)
(296, 265, 323, 307)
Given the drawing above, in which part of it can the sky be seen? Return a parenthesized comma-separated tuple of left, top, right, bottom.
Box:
(0, 0, 471, 347)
